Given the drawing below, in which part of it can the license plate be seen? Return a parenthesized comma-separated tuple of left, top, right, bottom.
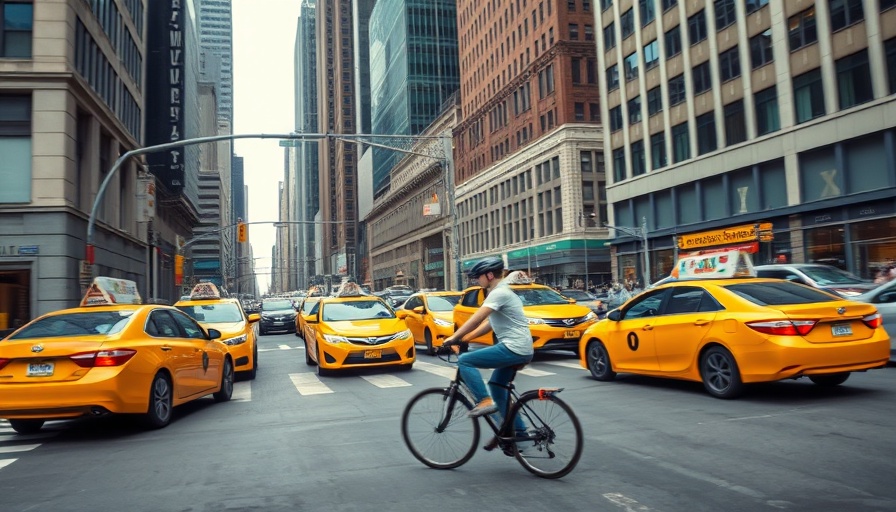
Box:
(364, 350, 382, 359)
(564, 330, 579, 339)
(27, 362, 54, 377)
(832, 323, 853, 337)
(273, 322, 284, 326)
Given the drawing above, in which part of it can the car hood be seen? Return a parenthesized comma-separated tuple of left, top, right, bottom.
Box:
(523, 304, 593, 319)
(197, 321, 245, 337)
(322, 318, 407, 335)
(261, 309, 295, 316)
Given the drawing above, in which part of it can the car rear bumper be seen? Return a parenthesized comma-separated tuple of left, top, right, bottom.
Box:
(0, 371, 152, 419)
(739, 336, 891, 382)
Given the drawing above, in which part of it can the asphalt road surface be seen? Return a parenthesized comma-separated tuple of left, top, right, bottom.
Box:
(2, 332, 895, 512)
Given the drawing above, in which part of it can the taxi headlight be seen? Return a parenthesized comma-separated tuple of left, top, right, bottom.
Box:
(584, 312, 597, 322)
(323, 334, 349, 344)
(527, 318, 545, 325)
(222, 334, 248, 346)
(394, 329, 412, 340)
(433, 318, 453, 327)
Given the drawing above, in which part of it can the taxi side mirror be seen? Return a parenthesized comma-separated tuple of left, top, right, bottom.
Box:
(395, 310, 409, 319)
(306, 314, 319, 324)
(207, 328, 222, 340)
(247, 313, 261, 323)
(607, 310, 622, 322)
(413, 306, 425, 314)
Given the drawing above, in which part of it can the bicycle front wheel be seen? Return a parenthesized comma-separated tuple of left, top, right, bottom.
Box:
(401, 387, 480, 470)
(511, 393, 583, 479)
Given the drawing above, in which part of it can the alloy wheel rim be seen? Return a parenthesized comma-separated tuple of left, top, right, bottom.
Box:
(153, 378, 171, 420)
(706, 353, 732, 391)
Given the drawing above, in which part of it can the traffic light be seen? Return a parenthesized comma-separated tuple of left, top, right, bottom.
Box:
(174, 254, 184, 285)
(237, 222, 248, 243)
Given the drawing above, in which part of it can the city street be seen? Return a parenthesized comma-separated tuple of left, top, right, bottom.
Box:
(1, 332, 895, 512)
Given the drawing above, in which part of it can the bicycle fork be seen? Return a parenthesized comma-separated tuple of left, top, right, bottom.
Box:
(435, 384, 461, 433)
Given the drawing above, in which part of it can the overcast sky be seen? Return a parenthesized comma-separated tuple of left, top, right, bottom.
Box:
(231, 0, 301, 293)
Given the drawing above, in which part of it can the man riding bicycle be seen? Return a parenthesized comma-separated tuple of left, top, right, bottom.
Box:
(443, 257, 533, 433)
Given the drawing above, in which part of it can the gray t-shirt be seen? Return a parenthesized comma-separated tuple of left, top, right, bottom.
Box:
(482, 281, 533, 356)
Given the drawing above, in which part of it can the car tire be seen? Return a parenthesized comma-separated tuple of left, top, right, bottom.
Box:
(424, 328, 435, 356)
(213, 358, 234, 403)
(809, 372, 850, 387)
(304, 340, 317, 366)
(585, 340, 616, 381)
(144, 372, 173, 429)
(9, 419, 44, 435)
(246, 346, 258, 380)
(398, 363, 414, 371)
(700, 346, 744, 399)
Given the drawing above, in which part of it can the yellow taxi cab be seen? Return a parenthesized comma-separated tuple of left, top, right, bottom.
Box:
(579, 251, 891, 398)
(295, 294, 325, 339)
(0, 277, 233, 434)
(453, 275, 598, 354)
(395, 291, 462, 355)
(302, 282, 415, 375)
(175, 282, 260, 380)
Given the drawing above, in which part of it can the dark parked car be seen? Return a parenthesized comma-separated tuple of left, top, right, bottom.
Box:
(754, 264, 876, 298)
(259, 298, 297, 335)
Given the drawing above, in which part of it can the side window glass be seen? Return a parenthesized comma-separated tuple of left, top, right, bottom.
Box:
(407, 297, 421, 310)
(665, 287, 704, 315)
(698, 291, 724, 312)
(148, 311, 182, 338)
(462, 289, 480, 307)
(170, 310, 205, 339)
(622, 291, 665, 319)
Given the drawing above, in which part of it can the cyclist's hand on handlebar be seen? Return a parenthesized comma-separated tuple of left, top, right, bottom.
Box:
(441, 337, 468, 355)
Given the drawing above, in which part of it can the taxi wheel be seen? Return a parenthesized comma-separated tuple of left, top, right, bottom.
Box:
(213, 359, 234, 402)
(700, 346, 744, 399)
(808, 373, 850, 387)
(585, 340, 616, 381)
(145, 372, 173, 429)
(247, 346, 258, 380)
(9, 419, 44, 434)
(424, 328, 435, 355)
(304, 341, 317, 366)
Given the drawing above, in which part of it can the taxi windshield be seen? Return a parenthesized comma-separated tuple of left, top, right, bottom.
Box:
(427, 295, 460, 311)
(177, 303, 242, 323)
(512, 287, 570, 306)
(561, 290, 595, 301)
(8, 311, 136, 339)
(723, 281, 838, 305)
(799, 265, 867, 285)
(263, 300, 294, 311)
(301, 299, 321, 314)
(322, 300, 395, 321)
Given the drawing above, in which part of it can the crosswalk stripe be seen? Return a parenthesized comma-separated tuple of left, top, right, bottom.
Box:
(360, 374, 412, 388)
(412, 361, 457, 380)
(232, 381, 252, 401)
(542, 361, 587, 370)
(278, 344, 292, 350)
(518, 367, 555, 377)
(0, 444, 40, 454)
(0, 459, 16, 470)
(288, 372, 333, 395)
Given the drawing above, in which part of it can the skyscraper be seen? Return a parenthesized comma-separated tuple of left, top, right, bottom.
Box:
(197, 0, 234, 125)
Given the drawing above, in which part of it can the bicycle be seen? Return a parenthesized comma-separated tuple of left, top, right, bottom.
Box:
(400, 342, 584, 479)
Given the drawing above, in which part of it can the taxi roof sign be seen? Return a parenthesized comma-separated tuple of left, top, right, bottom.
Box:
(673, 250, 756, 280)
(80, 277, 142, 307)
(189, 282, 222, 300)
(335, 282, 364, 297)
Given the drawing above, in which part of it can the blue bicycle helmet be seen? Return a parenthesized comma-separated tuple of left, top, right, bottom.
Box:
(468, 256, 505, 279)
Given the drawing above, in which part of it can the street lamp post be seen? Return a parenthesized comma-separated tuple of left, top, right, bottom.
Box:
(604, 216, 651, 287)
(580, 212, 596, 291)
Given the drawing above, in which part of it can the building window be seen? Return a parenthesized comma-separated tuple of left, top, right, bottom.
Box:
(715, 0, 736, 30)
(692, 62, 711, 94)
(750, 29, 773, 69)
(695, 112, 717, 155)
(718, 46, 740, 82)
(793, 69, 825, 123)
(631, 140, 646, 176)
(624, 52, 639, 81)
(668, 74, 686, 106)
(604, 22, 616, 49)
(724, 100, 747, 146)
(665, 25, 682, 58)
(621, 8, 634, 39)
(612, 147, 626, 182)
(672, 121, 690, 163)
(0, 95, 32, 202)
(754, 86, 780, 135)
(583, 0, 592, 11)
(644, 40, 659, 70)
(606, 64, 619, 91)
(628, 96, 642, 124)
(836, 50, 873, 109)
(609, 105, 623, 131)
(650, 132, 667, 169)
(887, 38, 896, 94)
(1, 1, 33, 58)
(688, 10, 707, 45)
(746, 0, 769, 14)
(589, 102, 600, 122)
(639, 0, 655, 26)
(829, 0, 863, 32)
(662, 0, 677, 10)
(581, 151, 593, 172)
(587, 59, 597, 84)
(575, 102, 585, 121)
(647, 86, 663, 116)
(585, 25, 594, 41)
(602, 0, 613, 11)
(883, 0, 896, 10)
(568, 0, 576, 11)
(571, 58, 582, 84)
(569, 23, 579, 40)
(789, 7, 818, 52)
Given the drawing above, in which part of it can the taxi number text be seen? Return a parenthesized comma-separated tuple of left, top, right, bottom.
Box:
(364, 350, 382, 359)
(831, 324, 853, 337)
(27, 362, 54, 377)
(564, 330, 579, 339)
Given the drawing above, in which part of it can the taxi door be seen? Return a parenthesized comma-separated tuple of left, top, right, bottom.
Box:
(304, 301, 322, 364)
(454, 288, 492, 344)
(402, 295, 425, 342)
(170, 310, 221, 392)
(146, 310, 205, 398)
(606, 290, 665, 372)
(650, 287, 721, 373)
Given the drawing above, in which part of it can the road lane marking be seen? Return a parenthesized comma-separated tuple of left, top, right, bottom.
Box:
(232, 381, 252, 401)
(518, 367, 555, 377)
(361, 374, 412, 388)
(278, 344, 291, 350)
(0, 444, 41, 454)
(258, 345, 303, 352)
(289, 372, 333, 395)
(542, 361, 587, 370)
(0, 459, 16, 470)
(602, 493, 653, 511)
(412, 361, 457, 379)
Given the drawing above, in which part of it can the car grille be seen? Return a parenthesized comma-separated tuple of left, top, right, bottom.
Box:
(543, 315, 591, 327)
(344, 351, 401, 364)
(345, 333, 402, 345)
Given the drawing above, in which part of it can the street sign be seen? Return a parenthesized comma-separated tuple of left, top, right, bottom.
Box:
(279, 140, 300, 147)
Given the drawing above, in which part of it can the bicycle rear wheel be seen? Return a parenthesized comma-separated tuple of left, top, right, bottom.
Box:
(511, 393, 583, 479)
(401, 387, 480, 470)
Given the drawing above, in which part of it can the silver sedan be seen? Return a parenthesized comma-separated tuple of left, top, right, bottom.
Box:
(854, 280, 896, 362)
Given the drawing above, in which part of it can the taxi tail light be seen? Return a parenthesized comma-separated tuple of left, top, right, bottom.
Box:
(70, 349, 138, 368)
(862, 313, 882, 329)
(0, 358, 9, 371)
(746, 320, 817, 336)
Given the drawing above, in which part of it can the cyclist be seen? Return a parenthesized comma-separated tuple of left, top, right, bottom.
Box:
(443, 257, 533, 434)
